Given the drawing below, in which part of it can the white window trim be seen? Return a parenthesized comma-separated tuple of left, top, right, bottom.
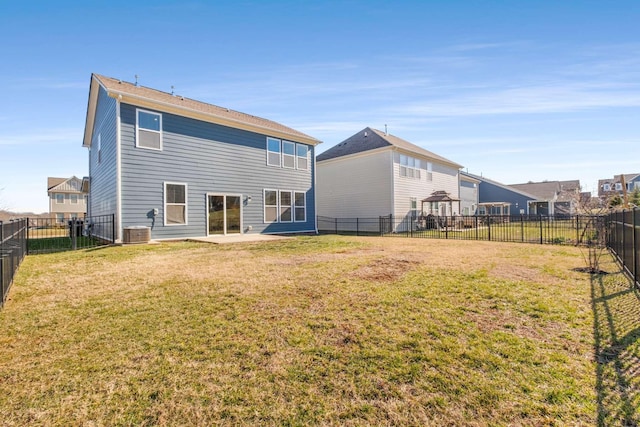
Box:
(266, 137, 281, 167)
(164, 181, 188, 226)
(55, 194, 64, 204)
(296, 144, 309, 171)
(399, 154, 422, 180)
(70, 194, 79, 204)
(279, 190, 293, 223)
(282, 141, 296, 169)
(294, 191, 306, 223)
(136, 108, 163, 151)
(263, 188, 279, 223)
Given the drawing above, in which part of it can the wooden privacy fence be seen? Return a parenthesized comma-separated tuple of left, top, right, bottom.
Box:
(606, 208, 640, 289)
(318, 214, 604, 246)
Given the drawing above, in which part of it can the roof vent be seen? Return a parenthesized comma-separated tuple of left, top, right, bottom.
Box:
(134, 74, 139, 87)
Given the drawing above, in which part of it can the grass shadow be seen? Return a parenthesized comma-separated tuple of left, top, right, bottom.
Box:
(591, 255, 640, 426)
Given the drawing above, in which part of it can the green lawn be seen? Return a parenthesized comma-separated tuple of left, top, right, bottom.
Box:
(0, 235, 637, 425)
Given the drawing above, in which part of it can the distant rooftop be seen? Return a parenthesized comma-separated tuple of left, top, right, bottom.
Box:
(317, 127, 462, 168)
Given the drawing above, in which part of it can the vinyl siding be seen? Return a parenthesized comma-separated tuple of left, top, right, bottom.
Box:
(460, 179, 478, 214)
(119, 103, 315, 239)
(316, 150, 393, 218)
(87, 86, 118, 238)
(392, 152, 460, 218)
(478, 181, 533, 214)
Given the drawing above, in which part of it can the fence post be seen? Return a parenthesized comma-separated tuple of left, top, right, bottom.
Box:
(356, 218, 359, 236)
(0, 221, 4, 307)
(112, 214, 116, 243)
(487, 217, 491, 241)
(576, 215, 580, 245)
(633, 208, 637, 286)
(475, 216, 478, 240)
(622, 211, 626, 271)
(521, 215, 524, 242)
(539, 215, 543, 245)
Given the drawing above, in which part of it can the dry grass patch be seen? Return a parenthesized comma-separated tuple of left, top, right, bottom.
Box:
(0, 235, 627, 425)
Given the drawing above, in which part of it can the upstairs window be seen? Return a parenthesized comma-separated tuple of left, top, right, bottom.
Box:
(603, 183, 611, 191)
(426, 162, 433, 181)
(267, 138, 281, 167)
(282, 141, 296, 169)
(297, 145, 308, 170)
(267, 137, 310, 171)
(164, 182, 187, 225)
(615, 183, 622, 191)
(70, 194, 79, 204)
(55, 194, 64, 204)
(399, 154, 422, 179)
(137, 109, 162, 150)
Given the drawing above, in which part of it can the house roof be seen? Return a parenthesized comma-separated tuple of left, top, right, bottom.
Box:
(83, 74, 321, 147)
(47, 177, 67, 190)
(509, 180, 580, 201)
(460, 171, 538, 200)
(47, 176, 85, 194)
(316, 127, 462, 168)
(422, 190, 459, 202)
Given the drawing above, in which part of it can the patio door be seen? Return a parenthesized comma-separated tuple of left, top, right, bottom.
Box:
(207, 194, 242, 235)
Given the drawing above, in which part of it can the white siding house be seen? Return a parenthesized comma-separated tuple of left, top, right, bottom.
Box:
(317, 127, 462, 226)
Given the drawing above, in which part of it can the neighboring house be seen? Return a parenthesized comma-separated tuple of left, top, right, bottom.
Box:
(316, 127, 462, 224)
(47, 176, 87, 223)
(509, 180, 581, 216)
(82, 73, 321, 242)
(459, 173, 479, 215)
(461, 172, 536, 215)
(598, 173, 640, 202)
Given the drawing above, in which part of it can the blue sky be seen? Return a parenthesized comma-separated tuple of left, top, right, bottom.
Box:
(1, 0, 638, 213)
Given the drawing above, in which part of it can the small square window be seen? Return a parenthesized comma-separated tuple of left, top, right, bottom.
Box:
(70, 194, 79, 204)
(56, 194, 64, 204)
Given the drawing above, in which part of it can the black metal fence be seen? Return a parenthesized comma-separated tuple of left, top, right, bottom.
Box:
(26, 214, 115, 255)
(605, 208, 639, 288)
(318, 214, 604, 246)
(0, 214, 115, 308)
(1, 219, 27, 308)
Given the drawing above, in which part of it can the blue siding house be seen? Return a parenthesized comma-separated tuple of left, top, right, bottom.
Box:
(461, 172, 536, 215)
(82, 74, 321, 242)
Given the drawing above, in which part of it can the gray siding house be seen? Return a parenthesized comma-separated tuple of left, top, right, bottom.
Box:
(82, 74, 321, 242)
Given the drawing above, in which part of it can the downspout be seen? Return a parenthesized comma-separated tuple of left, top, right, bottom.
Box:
(115, 97, 123, 243)
(313, 146, 318, 234)
(390, 148, 396, 218)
